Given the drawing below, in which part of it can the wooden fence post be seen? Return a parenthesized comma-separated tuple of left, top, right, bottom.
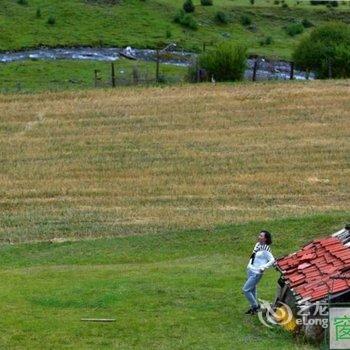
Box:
(94, 69, 99, 88)
(111, 62, 116, 87)
(328, 60, 332, 79)
(290, 61, 294, 80)
(196, 60, 200, 83)
(252, 59, 258, 82)
(156, 49, 160, 83)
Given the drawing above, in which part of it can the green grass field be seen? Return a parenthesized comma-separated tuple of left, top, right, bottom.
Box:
(0, 0, 349, 58)
(0, 213, 347, 349)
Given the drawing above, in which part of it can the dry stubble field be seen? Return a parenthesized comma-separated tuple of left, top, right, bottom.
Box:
(0, 80, 349, 243)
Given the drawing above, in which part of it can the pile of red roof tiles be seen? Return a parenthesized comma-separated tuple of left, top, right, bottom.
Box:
(277, 236, 350, 301)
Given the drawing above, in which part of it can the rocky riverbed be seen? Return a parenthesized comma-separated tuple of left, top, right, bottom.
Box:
(0, 46, 314, 80)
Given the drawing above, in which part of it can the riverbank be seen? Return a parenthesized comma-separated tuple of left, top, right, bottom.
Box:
(0, 50, 314, 93)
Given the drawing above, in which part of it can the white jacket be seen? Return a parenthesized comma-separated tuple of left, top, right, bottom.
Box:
(247, 245, 275, 274)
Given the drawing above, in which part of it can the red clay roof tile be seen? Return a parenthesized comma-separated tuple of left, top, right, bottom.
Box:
(298, 262, 311, 270)
(277, 235, 350, 301)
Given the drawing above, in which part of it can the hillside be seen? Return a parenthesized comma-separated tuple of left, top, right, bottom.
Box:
(0, 0, 349, 58)
(0, 80, 349, 243)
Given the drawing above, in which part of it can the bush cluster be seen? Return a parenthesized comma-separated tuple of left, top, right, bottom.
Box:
(183, 0, 195, 13)
(285, 23, 304, 36)
(259, 36, 273, 46)
(201, 0, 213, 6)
(198, 42, 247, 81)
(174, 10, 198, 30)
(215, 11, 228, 24)
(241, 15, 252, 26)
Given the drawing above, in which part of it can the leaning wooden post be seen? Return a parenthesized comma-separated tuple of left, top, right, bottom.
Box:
(252, 59, 258, 82)
(328, 60, 332, 79)
(156, 49, 160, 83)
(196, 59, 200, 83)
(290, 61, 294, 80)
(94, 69, 98, 88)
(111, 62, 116, 87)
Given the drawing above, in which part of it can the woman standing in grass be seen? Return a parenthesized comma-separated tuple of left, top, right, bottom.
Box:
(242, 230, 275, 315)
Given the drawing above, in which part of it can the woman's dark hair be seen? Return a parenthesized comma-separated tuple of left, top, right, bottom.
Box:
(261, 230, 272, 245)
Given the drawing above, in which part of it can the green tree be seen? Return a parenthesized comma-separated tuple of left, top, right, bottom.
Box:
(293, 22, 350, 78)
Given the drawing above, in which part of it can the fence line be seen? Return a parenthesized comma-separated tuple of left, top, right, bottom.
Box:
(0, 55, 320, 94)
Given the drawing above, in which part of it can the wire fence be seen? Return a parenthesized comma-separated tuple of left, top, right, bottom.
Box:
(0, 61, 188, 94)
(0, 55, 317, 94)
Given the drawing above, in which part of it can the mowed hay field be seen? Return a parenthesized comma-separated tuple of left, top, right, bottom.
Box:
(0, 80, 349, 243)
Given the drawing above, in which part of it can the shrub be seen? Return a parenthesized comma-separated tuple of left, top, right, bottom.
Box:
(310, 0, 338, 5)
(36, 8, 41, 18)
(47, 16, 56, 25)
(201, 0, 213, 5)
(301, 18, 314, 28)
(183, 15, 198, 29)
(293, 22, 350, 78)
(281, 2, 289, 8)
(247, 23, 257, 32)
(215, 11, 228, 24)
(183, 0, 195, 13)
(198, 42, 247, 81)
(174, 10, 184, 23)
(326, 1, 338, 7)
(174, 10, 198, 30)
(285, 23, 304, 36)
(17, 0, 28, 4)
(250, 0, 255, 4)
(259, 36, 274, 46)
(241, 15, 252, 26)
